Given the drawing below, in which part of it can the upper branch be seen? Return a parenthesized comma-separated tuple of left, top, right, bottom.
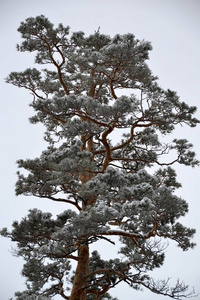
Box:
(38, 35, 70, 95)
(100, 123, 115, 172)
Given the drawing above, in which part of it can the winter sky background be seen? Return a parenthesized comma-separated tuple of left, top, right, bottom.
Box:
(0, 0, 200, 299)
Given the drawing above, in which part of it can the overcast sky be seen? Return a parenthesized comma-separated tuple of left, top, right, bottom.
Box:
(0, 0, 200, 299)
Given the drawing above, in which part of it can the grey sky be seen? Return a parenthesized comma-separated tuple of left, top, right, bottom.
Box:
(0, 0, 200, 299)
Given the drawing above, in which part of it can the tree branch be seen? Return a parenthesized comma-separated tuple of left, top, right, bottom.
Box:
(39, 35, 70, 95)
(100, 123, 115, 172)
(34, 194, 82, 210)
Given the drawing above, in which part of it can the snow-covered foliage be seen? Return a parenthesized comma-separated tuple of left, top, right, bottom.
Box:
(1, 15, 199, 300)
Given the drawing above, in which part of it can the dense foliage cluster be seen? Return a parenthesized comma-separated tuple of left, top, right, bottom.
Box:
(1, 16, 199, 300)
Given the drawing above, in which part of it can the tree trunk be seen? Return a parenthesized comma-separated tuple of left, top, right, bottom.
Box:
(69, 134, 94, 300)
(69, 244, 89, 300)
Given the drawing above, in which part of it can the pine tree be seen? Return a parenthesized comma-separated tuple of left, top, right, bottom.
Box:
(1, 15, 199, 300)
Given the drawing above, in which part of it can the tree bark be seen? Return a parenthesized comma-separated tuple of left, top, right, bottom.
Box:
(69, 244, 89, 300)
